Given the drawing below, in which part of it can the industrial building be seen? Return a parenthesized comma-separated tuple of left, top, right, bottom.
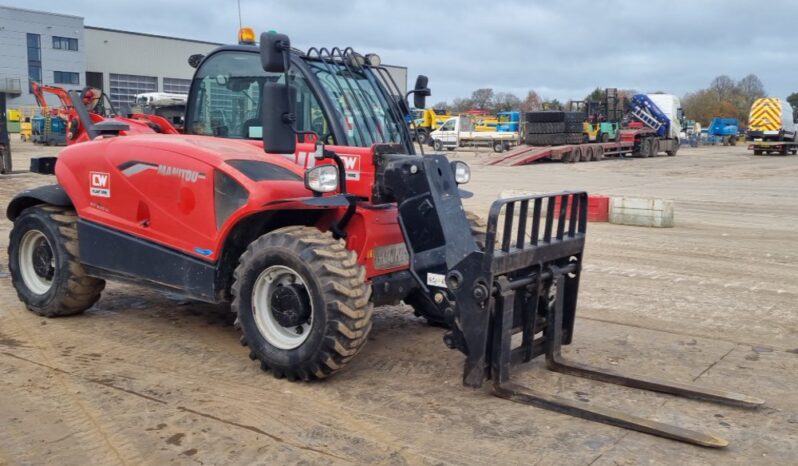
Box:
(0, 5, 407, 112)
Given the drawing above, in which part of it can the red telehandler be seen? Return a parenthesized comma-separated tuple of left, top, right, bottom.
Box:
(6, 31, 762, 448)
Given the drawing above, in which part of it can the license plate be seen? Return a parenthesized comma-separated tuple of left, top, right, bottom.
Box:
(373, 243, 409, 270)
(754, 138, 763, 142)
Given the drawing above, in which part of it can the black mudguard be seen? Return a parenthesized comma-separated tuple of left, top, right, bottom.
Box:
(6, 185, 73, 221)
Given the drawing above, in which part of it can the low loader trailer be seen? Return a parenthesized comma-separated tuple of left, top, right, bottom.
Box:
(489, 128, 677, 166)
(748, 140, 798, 156)
(7, 29, 761, 448)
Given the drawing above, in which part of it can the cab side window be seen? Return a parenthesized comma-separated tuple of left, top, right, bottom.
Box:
(188, 51, 333, 143)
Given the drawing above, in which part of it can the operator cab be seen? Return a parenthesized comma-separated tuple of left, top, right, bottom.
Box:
(184, 39, 416, 154)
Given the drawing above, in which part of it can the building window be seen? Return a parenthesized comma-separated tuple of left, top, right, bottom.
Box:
(163, 78, 191, 95)
(52, 36, 79, 51)
(109, 73, 158, 109)
(54, 71, 80, 85)
(27, 33, 42, 91)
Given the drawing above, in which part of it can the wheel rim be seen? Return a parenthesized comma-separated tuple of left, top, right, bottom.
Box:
(19, 230, 55, 295)
(251, 265, 313, 350)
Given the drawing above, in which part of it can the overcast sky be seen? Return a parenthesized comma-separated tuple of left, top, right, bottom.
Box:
(24, 0, 798, 103)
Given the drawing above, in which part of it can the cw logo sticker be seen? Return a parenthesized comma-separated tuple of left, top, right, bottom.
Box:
(340, 154, 361, 180)
(89, 171, 111, 198)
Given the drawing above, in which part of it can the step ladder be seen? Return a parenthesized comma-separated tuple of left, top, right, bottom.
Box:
(631, 106, 663, 132)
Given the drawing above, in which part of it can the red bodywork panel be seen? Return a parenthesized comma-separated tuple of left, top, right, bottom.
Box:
(55, 134, 408, 279)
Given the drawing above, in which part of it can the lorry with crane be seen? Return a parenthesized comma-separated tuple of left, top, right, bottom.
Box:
(6, 29, 761, 448)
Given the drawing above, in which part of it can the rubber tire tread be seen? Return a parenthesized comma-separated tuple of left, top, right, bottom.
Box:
(526, 122, 565, 134)
(524, 111, 564, 123)
(8, 205, 105, 317)
(232, 226, 372, 381)
(563, 112, 586, 123)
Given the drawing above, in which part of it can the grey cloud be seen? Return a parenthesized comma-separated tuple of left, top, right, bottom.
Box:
(26, 0, 798, 102)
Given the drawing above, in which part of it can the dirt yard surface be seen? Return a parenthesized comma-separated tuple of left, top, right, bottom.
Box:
(1, 140, 796, 465)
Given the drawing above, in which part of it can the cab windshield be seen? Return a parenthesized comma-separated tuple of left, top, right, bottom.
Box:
(187, 50, 408, 149)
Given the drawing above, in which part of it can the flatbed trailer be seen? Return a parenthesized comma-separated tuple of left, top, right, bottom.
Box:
(747, 140, 798, 155)
(488, 129, 679, 166)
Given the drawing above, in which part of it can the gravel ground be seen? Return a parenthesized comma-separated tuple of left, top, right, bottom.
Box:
(1, 139, 796, 465)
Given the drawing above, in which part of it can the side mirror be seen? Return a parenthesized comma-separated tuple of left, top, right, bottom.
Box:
(188, 54, 204, 69)
(260, 32, 291, 73)
(413, 75, 431, 109)
(261, 82, 297, 154)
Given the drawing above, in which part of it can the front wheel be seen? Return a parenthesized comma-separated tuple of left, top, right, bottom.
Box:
(8, 206, 105, 316)
(232, 226, 372, 381)
(433, 139, 444, 151)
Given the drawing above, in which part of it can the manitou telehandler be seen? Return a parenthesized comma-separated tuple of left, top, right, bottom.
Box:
(6, 30, 762, 448)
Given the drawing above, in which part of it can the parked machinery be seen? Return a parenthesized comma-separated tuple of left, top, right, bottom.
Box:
(706, 118, 739, 146)
(410, 107, 450, 144)
(7, 29, 762, 448)
(746, 97, 798, 155)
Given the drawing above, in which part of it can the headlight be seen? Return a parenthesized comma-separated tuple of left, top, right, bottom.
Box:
(451, 161, 471, 184)
(305, 165, 339, 193)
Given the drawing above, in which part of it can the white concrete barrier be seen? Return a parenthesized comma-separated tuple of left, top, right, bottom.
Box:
(609, 197, 674, 228)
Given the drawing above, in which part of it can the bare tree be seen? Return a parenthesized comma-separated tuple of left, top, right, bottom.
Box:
(737, 74, 766, 100)
(493, 92, 521, 112)
(709, 75, 736, 100)
(519, 91, 542, 112)
(450, 97, 474, 112)
(470, 88, 495, 110)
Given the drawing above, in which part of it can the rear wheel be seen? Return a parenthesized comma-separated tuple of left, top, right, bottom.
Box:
(415, 130, 429, 145)
(404, 211, 486, 326)
(639, 138, 651, 157)
(493, 141, 504, 153)
(649, 139, 660, 157)
(8, 206, 105, 317)
(753, 150, 762, 155)
(593, 145, 604, 161)
(570, 147, 582, 162)
(582, 146, 593, 161)
(232, 226, 372, 380)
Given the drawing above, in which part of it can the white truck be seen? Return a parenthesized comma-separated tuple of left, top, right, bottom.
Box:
(429, 115, 519, 152)
(746, 97, 798, 155)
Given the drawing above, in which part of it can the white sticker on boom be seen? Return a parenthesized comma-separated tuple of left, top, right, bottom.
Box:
(426, 273, 446, 288)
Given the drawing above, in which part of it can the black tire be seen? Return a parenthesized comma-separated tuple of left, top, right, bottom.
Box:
(564, 122, 584, 133)
(583, 146, 593, 162)
(433, 139, 444, 151)
(563, 112, 585, 123)
(404, 211, 486, 326)
(753, 150, 762, 155)
(570, 147, 582, 163)
(780, 145, 789, 155)
(525, 133, 567, 146)
(524, 111, 564, 123)
(0, 145, 11, 174)
(8, 206, 105, 317)
(638, 138, 651, 157)
(593, 145, 604, 161)
(600, 132, 609, 143)
(415, 129, 429, 145)
(232, 226, 372, 381)
(650, 139, 660, 157)
(565, 134, 584, 145)
(666, 141, 679, 157)
(526, 122, 565, 134)
(493, 141, 504, 153)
